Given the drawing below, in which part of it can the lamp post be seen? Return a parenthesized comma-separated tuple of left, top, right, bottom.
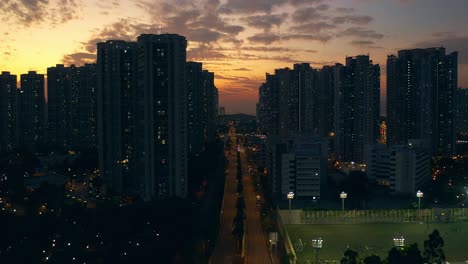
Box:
(311, 237, 323, 264)
(287, 192, 295, 211)
(417, 190, 423, 221)
(340, 191, 347, 211)
(393, 236, 405, 248)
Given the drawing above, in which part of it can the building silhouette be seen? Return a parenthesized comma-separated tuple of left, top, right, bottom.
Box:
(47, 64, 97, 150)
(186, 62, 218, 155)
(137, 34, 188, 200)
(18, 71, 45, 151)
(387, 48, 457, 156)
(96, 34, 218, 200)
(0, 72, 17, 153)
(76, 64, 98, 149)
(334, 56, 380, 163)
(456, 88, 468, 133)
(97, 40, 138, 195)
(259, 57, 379, 163)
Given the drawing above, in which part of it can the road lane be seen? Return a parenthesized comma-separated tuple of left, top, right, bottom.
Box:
(210, 150, 240, 264)
(240, 150, 272, 264)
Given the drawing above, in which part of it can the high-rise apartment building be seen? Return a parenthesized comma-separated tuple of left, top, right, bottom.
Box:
(76, 64, 98, 149)
(387, 48, 457, 156)
(97, 40, 138, 194)
(18, 71, 45, 151)
(456, 88, 468, 133)
(186, 62, 218, 155)
(0, 72, 17, 153)
(334, 56, 380, 163)
(47, 64, 97, 150)
(137, 34, 188, 199)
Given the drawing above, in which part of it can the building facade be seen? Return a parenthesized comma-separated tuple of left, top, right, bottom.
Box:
(387, 48, 458, 156)
(137, 34, 188, 200)
(365, 141, 430, 194)
(267, 136, 328, 200)
(334, 56, 380, 163)
(97, 40, 138, 194)
(18, 71, 45, 151)
(0, 72, 17, 153)
(456, 88, 468, 133)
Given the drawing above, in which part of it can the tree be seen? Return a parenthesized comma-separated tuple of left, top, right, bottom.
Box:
(406, 243, 424, 264)
(387, 243, 423, 264)
(236, 196, 245, 211)
(341, 249, 358, 264)
(363, 255, 381, 264)
(423, 229, 446, 264)
(387, 247, 404, 264)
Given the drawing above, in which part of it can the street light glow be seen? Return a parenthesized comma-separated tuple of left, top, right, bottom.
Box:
(287, 192, 295, 200)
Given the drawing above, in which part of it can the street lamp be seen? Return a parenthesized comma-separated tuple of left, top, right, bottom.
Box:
(393, 236, 405, 248)
(287, 192, 295, 211)
(311, 237, 323, 264)
(340, 191, 347, 211)
(417, 190, 423, 221)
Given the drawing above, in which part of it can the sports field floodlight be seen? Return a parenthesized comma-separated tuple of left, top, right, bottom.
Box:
(393, 236, 405, 247)
(311, 237, 323, 264)
(340, 191, 347, 211)
(287, 192, 295, 210)
(417, 190, 423, 221)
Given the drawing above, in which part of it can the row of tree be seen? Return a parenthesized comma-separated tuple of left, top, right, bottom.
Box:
(340, 229, 446, 264)
(232, 151, 246, 252)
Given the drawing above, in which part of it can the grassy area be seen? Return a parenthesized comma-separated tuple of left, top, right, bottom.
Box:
(287, 222, 468, 263)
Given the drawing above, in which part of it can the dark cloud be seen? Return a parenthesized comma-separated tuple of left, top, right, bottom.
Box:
(247, 33, 281, 45)
(291, 6, 329, 23)
(233, 68, 251, 71)
(244, 13, 288, 32)
(282, 34, 332, 42)
(316, 4, 330, 11)
(349, 40, 382, 49)
(288, 0, 323, 6)
(241, 46, 317, 53)
(332, 15, 373, 25)
(415, 35, 468, 63)
(219, 0, 287, 14)
(137, 0, 244, 44)
(0, 0, 80, 27)
(188, 44, 228, 61)
(350, 40, 375, 45)
(290, 22, 336, 34)
(62, 52, 95, 65)
(341, 27, 384, 39)
(335, 7, 355, 13)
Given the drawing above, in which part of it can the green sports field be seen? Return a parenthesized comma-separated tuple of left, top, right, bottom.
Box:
(287, 222, 468, 263)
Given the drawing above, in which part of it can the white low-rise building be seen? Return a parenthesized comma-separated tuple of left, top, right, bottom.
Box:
(365, 141, 430, 194)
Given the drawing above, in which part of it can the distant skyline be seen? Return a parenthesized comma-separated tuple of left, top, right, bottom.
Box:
(1, 0, 468, 114)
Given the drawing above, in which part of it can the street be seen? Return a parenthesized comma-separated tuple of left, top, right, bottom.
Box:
(210, 149, 241, 263)
(240, 148, 272, 264)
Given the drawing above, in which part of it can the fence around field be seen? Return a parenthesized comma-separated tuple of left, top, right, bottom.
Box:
(279, 208, 468, 225)
(275, 208, 297, 263)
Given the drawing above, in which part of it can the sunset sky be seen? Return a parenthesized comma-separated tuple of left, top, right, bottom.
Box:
(1, 0, 467, 114)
